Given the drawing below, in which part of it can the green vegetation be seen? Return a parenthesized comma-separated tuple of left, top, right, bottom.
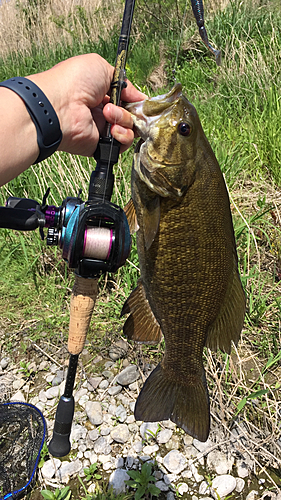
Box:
(125, 462, 161, 499)
(0, 0, 280, 497)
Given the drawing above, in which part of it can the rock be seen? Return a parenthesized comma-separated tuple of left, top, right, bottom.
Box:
(58, 459, 83, 483)
(87, 377, 103, 391)
(193, 438, 213, 453)
(41, 458, 61, 479)
(155, 480, 169, 492)
(70, 423, 87, 442)
(237, 459, 249, 478)
(164, 474, 179, 485)
(183, 435, 193, 446)
(178, 483, 189, 495)
(88, 429, 99, 441)
(246, 491, 259, 500)
(157, 429, 173, 444)
(165, 434, 180, 450)
(85, 401, 103, 425)
(12, 378, 25, 391)
(115, 404, 127, 422)
(211, 475, 237, 499)
(142, 444, 159, 455)
(108, 468, 130, 494)
(140, 422, 159, 440)
(45, 386, 60, 399)
(74, 388, 88, 402)
(99, 380, 109, 390)
(93, 436, 112, 455)
(102, 370, 114, 379)
(109, 339, 128, 361)
(10, 390, 25, 402)
(207, 451, 234, 474)
(236, 477, 245, 493)
(108, 385, 122, 396)
(199, 481, 211, 495)
(116, 365, 140, 386)
(111, 424, 130, 443)
(0, 357, 9, 370)
(167, 493, 176, 500)
(51, 375, 62, 386)
(163, 450, 187, 474)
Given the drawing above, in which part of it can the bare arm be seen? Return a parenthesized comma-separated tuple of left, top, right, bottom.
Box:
(0, 53, 146, 186)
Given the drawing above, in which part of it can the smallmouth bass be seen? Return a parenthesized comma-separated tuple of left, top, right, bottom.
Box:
(122, 84, 246, 442)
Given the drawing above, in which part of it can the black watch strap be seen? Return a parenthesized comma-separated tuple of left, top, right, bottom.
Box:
(0, 77, 62, 163)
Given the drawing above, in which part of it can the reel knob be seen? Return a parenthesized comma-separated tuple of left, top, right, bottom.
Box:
(47, 228, 59, 246)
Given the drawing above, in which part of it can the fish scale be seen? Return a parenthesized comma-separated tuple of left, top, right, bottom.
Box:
(122, 84, 246, 441)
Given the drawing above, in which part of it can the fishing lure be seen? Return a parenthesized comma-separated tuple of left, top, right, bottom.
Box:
(191, 0, 221, 65)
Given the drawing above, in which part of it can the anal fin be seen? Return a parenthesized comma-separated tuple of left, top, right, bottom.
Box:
(121, 279, 162, 343)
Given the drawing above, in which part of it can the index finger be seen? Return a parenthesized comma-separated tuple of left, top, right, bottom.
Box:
(121, 79, 147, 103)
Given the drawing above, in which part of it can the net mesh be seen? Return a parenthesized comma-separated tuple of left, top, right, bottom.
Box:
(0, 402, 46, 499)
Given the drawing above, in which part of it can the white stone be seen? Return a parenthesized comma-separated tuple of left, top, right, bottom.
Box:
(108, 469, 130, 494)
(74, 388, 88, 402)
(140, 422, 159, 440)
(163, 450, 186, 474)
(41, 458, 61, 479)
(85, 401, 103, 425)
(58, 459, 82, 483)
(10, 390, 25, 402)
(157, 429, 173, 444)
(207, 451, 234, 475)
(155, 480, 169, 491)
(246, 491, 259, 500)
(193, 438, 213, 453)
(211, 475, 237, 499)
(236, 477, 245, 493)
(237, 460, 249, 478)
(111, 424, 130, 443)
(178, 483, 189, 495)
(70, 423, 87, 442)
(45, 386, 60, 399)
(143, 444, 159, 455)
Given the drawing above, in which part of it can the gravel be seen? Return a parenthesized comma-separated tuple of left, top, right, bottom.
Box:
(0, 348, 278, 499)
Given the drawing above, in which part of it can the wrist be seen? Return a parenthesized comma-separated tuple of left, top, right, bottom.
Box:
(0, 76, 62, 163)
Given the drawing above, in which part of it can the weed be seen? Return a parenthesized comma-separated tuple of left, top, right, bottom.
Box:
(125, 462, 161, 499)
(41, 486, 72, 500)
(19, 360, 32, 378)
(38, 441, 50, 469)
(83, 462, 102, 482)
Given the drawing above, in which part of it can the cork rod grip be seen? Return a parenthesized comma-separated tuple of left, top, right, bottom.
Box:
(68, 276, 98, 355)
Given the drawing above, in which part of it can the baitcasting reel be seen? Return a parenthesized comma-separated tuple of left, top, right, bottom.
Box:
(1, 142, 131, 279)
(2, 191, 131, 278)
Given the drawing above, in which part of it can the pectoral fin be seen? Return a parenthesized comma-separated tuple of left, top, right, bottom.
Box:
(205, 257, 246, 354)
(121, 279, 162, 343)
(142, 195, 160, 250)
(124, 198, 139, 234)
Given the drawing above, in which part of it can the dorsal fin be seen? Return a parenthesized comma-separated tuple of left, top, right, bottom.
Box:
(121, 279, 163, 344)
(205, 257, 246, 354)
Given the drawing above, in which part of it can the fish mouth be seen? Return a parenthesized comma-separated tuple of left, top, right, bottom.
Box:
(125, 83, 183, 125)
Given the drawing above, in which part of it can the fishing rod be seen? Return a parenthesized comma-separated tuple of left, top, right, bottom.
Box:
(0, 0, 135, 458)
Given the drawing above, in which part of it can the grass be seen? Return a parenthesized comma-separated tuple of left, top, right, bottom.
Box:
(0, 0, 281, 496)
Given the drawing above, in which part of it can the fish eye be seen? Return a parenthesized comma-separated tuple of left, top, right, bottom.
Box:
(178, 122, 192, 136)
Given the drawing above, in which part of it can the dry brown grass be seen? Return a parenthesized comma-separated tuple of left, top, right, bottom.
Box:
(0, 0, 123, 59)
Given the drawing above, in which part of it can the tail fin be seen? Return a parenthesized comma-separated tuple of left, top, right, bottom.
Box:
(134, 364, 210, 442)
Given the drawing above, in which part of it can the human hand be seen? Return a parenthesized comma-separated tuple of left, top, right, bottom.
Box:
(28, 53, 147, 157)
